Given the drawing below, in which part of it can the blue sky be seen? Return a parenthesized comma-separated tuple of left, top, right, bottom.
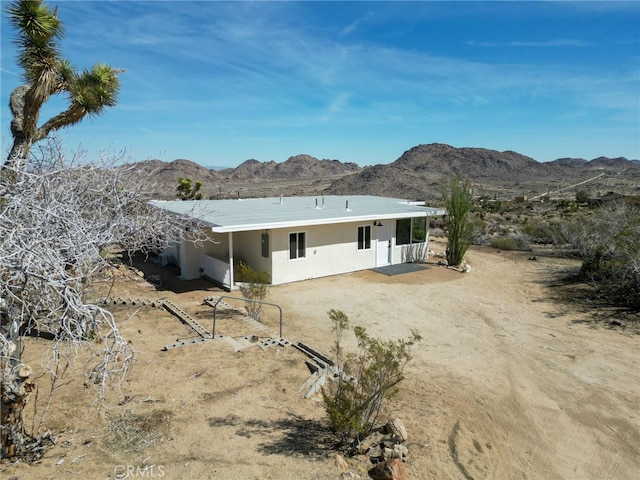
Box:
(1, 1, 639, 167)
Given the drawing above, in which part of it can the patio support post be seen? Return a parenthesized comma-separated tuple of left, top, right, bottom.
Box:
(228, 232, 234, 289)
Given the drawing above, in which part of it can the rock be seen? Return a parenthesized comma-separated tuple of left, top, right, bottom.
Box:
(382, 444, 408, 460)
(383, 418, 407, 443)
(340, 471, 362, 479)
(382, 447, 398, 460)
(368, 458, 406, 480)
(357, 431, 383, 454)
(394, 444, 408, 458)
(14, 363, 33, 378)
(334, 453, 349, 470)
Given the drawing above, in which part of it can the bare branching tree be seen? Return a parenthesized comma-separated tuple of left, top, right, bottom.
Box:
(557, 203, 640, 310)
(0, 140, 196, 460)
(0, 1, 210, 461)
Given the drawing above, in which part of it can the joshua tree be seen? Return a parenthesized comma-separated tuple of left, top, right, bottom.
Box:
(3, 0, 121, 171)
(0, 1, 156, 461)
(176, 177, 204, 200)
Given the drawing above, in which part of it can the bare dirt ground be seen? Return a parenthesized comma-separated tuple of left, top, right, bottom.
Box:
(3, 238, 639, 480)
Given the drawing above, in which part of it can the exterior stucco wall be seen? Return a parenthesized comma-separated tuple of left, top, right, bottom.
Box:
(177, 231, 227, 280)
(172, 219, 431, 285)
(179, 234, 204, 280)
(233, 230, 272, 280)
(269, 221, 376, 285)
(392, 232, 430, 263)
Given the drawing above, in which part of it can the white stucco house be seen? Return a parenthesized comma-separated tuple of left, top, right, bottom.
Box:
(149, 195, 445, 290)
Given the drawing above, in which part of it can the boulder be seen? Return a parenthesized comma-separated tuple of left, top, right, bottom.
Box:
(368, 458, 406, 480)
(383, 418, 408, 443)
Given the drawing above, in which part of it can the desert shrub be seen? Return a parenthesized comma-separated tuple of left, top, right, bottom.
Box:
(521, 218, 560, 244)
(429, 227, 446, 238)
(576, 189, 589, 204)
(104, 409, 172, 453)
(470, 214, 489, 245)
(321, 310, 421, 451)
(489, 233, 531, 251)
(236, 261, 270, 320)
(558, 204, 640, 310)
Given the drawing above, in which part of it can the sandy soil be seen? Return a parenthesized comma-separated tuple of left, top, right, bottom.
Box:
(2, 238, 639, 480)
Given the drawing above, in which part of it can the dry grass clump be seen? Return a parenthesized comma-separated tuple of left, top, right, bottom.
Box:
(103, 409, 172, 454)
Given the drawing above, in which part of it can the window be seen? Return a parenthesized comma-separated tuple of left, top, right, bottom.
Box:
(411, 217, 427, 243)
(396, 219, 411, 246)
(396, 217, 427, 246)
(289, 232, 306, 260)
(357, 225, 371, 250)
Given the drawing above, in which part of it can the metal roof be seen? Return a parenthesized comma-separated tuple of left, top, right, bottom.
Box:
(149, 195, 445, 233)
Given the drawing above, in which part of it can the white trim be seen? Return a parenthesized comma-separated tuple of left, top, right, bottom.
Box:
(356, 224, 372, 251)
(288, 230, 307, 261)
(228, 232, 235, 288)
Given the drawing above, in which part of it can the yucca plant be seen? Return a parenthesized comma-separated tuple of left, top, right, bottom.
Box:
(4, 0, 121, 168)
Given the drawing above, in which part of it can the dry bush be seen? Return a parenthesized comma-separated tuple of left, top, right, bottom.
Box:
(104, 409, 173, 454)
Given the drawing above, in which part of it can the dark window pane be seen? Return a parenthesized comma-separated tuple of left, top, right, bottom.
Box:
(298, 232, 306, 258)
(289, 233, 297, 259)
(411, 217, 427, 243)
(365, 226, 371, 249)
(396, 218, 411, 245)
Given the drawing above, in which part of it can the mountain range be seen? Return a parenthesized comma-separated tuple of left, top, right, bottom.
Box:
(130, 144, 640, 201)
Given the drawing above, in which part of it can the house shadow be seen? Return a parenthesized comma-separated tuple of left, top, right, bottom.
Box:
(208, 414, 335, 459)
(123, 251, 225, 295)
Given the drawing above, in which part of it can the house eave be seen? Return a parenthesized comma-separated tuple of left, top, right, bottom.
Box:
(210, 209, 446, 233)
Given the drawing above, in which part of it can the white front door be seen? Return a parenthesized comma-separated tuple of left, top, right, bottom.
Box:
(376, 222, 391, 266)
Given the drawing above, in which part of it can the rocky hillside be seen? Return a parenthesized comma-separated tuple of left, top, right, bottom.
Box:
(228, 154, 361, 180)
(129, 158, 222, 198)
(130, 145, 640, 200)
(324, 144, 640, 200)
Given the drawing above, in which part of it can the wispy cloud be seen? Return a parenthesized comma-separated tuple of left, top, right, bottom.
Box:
(467, 39, 590, 47)
(340, 11, 374, 37)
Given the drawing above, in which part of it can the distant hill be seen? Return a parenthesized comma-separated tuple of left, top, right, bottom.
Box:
(227, 154, 361, 180)
(126, 158, 222, 198)
(324, 144, 639, 200)
(129, 144, 640, 200)
(549, 156, 638, 169)
(325, 164, 433, 200)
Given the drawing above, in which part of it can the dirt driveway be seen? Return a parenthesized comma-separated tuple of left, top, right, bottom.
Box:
(4, 239, 639, 480)
(265, 239, 640, 479)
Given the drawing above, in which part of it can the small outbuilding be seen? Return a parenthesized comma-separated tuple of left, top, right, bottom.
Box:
(149, 195, 445, 289)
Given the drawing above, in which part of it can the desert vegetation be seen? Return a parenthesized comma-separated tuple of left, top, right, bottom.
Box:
(0, 0, 191, 461)
(449, 193, 640, 312)
(440, 176, 474, 267)
(1, 1, 637, 477)
(321, 310, 421, 452)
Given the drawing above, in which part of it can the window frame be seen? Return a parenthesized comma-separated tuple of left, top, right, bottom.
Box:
(395, 217, 427, 246)
(357, 225, 372, 251)
(289, 231, 307, 260)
